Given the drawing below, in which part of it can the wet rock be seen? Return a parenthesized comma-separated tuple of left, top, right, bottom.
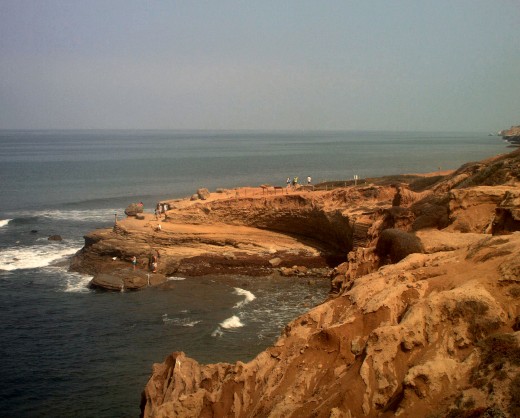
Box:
(89, 269, 167, 291)
(48, 235, 63, 241)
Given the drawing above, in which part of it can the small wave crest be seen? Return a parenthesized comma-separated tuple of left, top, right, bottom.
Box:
(162, 314, 201, 327)
(0, 219, 12, 228)
(233, 287, 256, 309)
(0, 244, 80, 271)
(9, 208, 121, 224)
(219, 315, 244, 329)
(42, 208, 122, 222)
(211, 328, 224, 337)
(211, 316, 244, 337)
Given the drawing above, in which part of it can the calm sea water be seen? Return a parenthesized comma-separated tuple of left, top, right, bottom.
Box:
(0, 130, 509, 417)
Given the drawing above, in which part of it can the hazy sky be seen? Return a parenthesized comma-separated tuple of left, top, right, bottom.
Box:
(1, 1, 519, 131)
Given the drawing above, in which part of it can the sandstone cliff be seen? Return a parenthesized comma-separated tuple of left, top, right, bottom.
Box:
(70, 183, 398, 289)
(141, 234, 520, 417)
(136, 149, 520, 417)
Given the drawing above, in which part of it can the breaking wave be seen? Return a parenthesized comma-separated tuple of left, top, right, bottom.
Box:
(62, 271, 92, 293)
(0, 244, 80, 271)
(0, 219, 12, 228)
(233, 287, 256, 309)
(219, 315, 244, 329)
(11, 208, 121, 223)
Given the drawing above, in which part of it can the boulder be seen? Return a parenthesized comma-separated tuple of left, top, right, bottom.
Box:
(269, 257, 282, 267)
(375, 228, 424, 264)
(197, 188, 210, 200)
(48, 235, 63, 241)
(125, 203, 144, 217)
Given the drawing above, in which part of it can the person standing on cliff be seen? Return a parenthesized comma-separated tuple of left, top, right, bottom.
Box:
(149, 253, 158, 273)
(132, 256, 137, 271)
(286, 177, 291, 188)
(151, 255, 158, 273)
(307, 176, 312, 184)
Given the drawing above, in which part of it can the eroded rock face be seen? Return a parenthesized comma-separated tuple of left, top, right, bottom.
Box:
(139, 150, 520, 418)
(493, 190, 520, 235)
(448, 186, 514, 233)
(141, 233, 520, 418)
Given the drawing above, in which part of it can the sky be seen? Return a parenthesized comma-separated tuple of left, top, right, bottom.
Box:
(0, 1, 519, 132)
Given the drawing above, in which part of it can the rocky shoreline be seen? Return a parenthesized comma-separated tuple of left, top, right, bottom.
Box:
(70, 185, 364, 290)
(71, 149, 520, 417)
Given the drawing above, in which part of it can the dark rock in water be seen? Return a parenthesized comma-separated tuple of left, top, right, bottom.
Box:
(31, 230, 38, 234)
(48, 235, 63, 241)
(125, 203, 144, 217)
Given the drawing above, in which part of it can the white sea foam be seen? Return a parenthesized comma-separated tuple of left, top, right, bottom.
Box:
(62, 272, 92, 293)
(167, 276, 186, 281)
(0, 244, 80, 271)
(211, 328, 224, 337)
(0, 219, 12, 228)
(233, 287, 256, 309)
(219, 315, 244, 329)
(15, 208, 121, 223)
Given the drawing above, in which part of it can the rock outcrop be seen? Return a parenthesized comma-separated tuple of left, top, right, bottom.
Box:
(70, 184, 400, 289)
(125, 202, 144, 217)
(136, 149, 520, 417)
(501, 125, 520, 145)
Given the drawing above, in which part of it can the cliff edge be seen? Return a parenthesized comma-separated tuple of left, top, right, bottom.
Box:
(137, 149, 520, 417)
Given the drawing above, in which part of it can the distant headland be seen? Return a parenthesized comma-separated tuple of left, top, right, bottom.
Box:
(500, 125, 520, 145)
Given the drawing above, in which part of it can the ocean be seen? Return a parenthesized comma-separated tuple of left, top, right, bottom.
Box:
(0, 130, 509, 417)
